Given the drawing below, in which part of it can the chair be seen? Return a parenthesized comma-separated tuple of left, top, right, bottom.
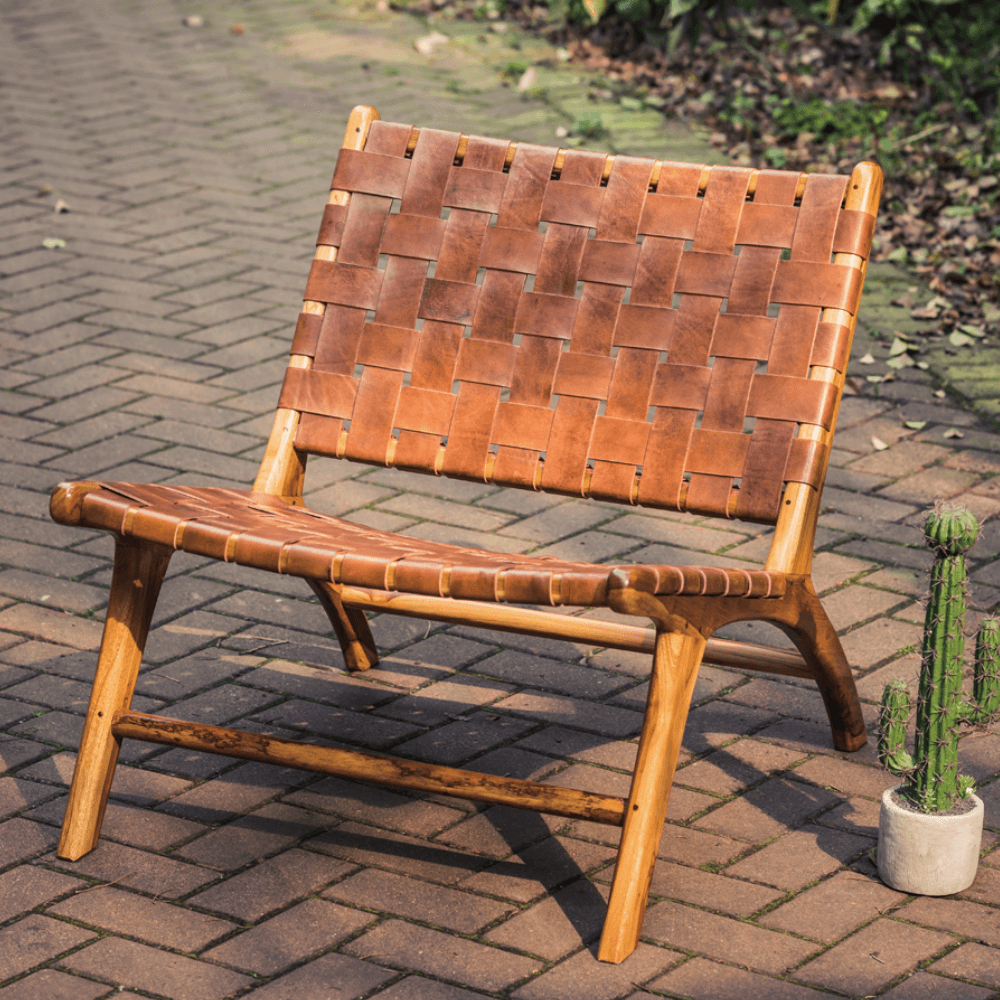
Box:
(51, 104, 882, 962)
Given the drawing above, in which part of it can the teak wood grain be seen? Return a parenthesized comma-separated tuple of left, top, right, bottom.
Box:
(50, 104, 883, 962)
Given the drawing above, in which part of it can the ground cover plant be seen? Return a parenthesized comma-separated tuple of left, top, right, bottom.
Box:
(404, 0, 1000, 340)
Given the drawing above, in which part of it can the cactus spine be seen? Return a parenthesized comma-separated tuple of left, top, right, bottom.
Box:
(878, 504, 1000, 812)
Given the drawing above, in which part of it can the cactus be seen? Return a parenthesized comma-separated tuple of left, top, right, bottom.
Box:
(878, 503, 1000, 812)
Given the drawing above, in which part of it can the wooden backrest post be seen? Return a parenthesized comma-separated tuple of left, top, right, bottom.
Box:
(253, 105, 381, 501)
(765, 161, 884, 576)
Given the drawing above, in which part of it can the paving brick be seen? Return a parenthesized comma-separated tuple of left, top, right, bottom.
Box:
(492, 690, 643, 738)
(434, 803, 563, 857)
(899, 896, 1000, 947)
(458, 835, 615, 903)
(692, 777, 839, 843)
(475, 650, 625, 700)
(203, 898, 371, 974)
(644, 860, 782, 916)
(157, 760, 301, 823)
(369, 978, 490, 1000)
(761, 870, 905, 941)
(326, 868, 513, 934)
(46, 840, 216, 899)
(0, 969, 110, 1000)
(0, 817, 60, 867)
(724, 678, 829, 725)
(346, 919, 542, 991)
(647, 957, 832, 1000)
(643, 900, 818, 974)
(61, 937, 253, 1000)
(0, 776, 58, 819)
(675, 740, 807, 796)
(928, 943, 1000, 988)
(50, 886, 235, 951)
(0, 865, 79, 923)
(724, 826, 874, 890)
(796, 919, 953, 994)
(376, 674, 516, 725)
(878, 971, 996, 1000)
(879, 467, 981, 503)
(514, 943, 680, 999)
(820, 486, 919, 521)
(789, 754, 897, 800)
(958, 864, 1000, 906)
(681, 700, 780, 755)
(839, 617, 923, 668)
(482, 879, 609, 957)
(175, 802, 330, 870)
(189, 847, 348, 921)
(0, 913, 95, 981)
(238, 952, 395, 1000)
(309, 821, 491, 885)
(256, 699, 422, 748)
(285, 776, 466, 837)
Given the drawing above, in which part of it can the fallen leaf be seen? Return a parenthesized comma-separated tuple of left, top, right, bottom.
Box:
(871, 436, 890, 451)
(41, 238, 65, 249)
(888, 337, 912, 357)
(885, 355, 914, 369)
(53, 198, 69, 214)
(943, 428, 965, 439)
(858, 352, 876, 364)
(414, 31, 449, 56)
(517, 67, 538, 91)
(948, 331, 975, 348)
(182, 14, 203, 27)
(36, 184, 53, 196)
(903, 421, 926, 430)
(934, 390, 946, 398)
(230, 22, 245, 34)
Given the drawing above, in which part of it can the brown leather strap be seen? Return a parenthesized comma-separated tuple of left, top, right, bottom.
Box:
(79, 483, 786, 606)
(284, 121, 876, 523)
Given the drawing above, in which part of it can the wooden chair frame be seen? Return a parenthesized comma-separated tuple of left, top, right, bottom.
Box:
(51, 105, 883, 963)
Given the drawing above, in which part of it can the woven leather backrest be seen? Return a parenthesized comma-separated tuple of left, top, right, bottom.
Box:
(278, 121, 876, 523)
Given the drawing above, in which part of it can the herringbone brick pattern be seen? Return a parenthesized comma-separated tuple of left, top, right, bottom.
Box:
(1, 1, 999, 998)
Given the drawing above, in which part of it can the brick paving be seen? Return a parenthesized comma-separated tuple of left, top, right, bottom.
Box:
(1, 0, 1000, 997)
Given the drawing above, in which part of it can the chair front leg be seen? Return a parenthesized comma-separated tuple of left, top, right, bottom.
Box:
(598, 622, 706, 963)
(58, 536, 172, 861)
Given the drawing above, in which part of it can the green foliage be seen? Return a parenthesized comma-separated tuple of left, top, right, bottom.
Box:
(553, 0, 998, 113)
(572, 114, 608, 138)
(771, 99, 888, 143)
(826, 0, 998, 111)
(878, 505, 1000, 812)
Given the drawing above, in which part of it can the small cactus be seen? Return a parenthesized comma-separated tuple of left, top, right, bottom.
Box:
(878, 503, 1000, 812)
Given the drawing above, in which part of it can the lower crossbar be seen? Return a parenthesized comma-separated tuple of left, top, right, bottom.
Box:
(339, 587, 813, 678)
(112, 711, 626, 826)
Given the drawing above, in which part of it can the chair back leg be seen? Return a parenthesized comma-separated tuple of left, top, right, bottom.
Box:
(598, 624, 706, 962)
(309, 580, 380, 671)
(58, 537, 172, 860)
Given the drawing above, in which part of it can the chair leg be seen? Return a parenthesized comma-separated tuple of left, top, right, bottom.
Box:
(782, 585, 867, 753)
(598, 625, 706, 963)
(58, 537, 171, 861)
(308, 580, 379, 671)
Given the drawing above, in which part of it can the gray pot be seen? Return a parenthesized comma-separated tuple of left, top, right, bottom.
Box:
(877, 785, 984, 895)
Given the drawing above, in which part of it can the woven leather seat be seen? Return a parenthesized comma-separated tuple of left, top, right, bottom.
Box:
(51, 105, 883, 963)
(70, 481, 780, 603)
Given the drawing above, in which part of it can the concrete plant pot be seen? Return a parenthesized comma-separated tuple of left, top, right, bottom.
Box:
(877, 785, 984, 895)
